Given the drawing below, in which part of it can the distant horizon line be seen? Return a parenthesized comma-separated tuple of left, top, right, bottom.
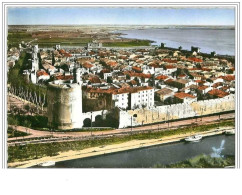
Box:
(8, 24, 235, 26)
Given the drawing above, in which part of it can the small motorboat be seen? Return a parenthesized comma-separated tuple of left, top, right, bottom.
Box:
(38, 161, 55, 167)
(185, 134, 202, 142)
(224, 165, 235, 168)
(225, 129, 235, 135)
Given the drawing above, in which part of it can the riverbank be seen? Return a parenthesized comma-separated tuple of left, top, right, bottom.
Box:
(8, 125, 234, 168)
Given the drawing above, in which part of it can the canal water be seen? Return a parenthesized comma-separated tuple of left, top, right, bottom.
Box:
(35, 134, 235, 168)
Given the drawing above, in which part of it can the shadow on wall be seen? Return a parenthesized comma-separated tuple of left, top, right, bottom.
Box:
(83, 118, 91, 127)
(83, 113, 119, 128)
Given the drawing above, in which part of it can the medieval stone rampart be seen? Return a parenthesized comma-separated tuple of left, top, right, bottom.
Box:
(118, 94, 235, 128)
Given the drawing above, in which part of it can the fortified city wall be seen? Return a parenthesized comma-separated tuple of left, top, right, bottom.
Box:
(118, 94, 235, 128)
(82, 110, 108, 122)
(46, 82, 234, 130)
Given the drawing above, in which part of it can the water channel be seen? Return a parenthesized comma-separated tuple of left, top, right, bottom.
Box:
(33, 134, 235, 168)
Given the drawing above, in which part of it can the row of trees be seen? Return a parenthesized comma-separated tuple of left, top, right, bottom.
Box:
(8, 51, 47, 111)
(8, 85, 46, 111)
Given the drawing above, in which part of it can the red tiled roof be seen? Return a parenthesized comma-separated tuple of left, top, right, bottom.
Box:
(42, 63, 55, 70)
(101, 69, 111, 73)
(178, 74, 186, 78)
(63, 53, 72, 57)
(37, 70, 49, 77)
(195, 80, 205, 83)
(156, 88, 173, 95)
(156, 75, 168, 80)
(88, 51, 95, 55)
(198, 85, 208, 90)
(59, 49, 66, 54)
(89, 76, 101, 83)
(85, 86, 153, 95)
(166, 65, 176, 69)
(114, 86, 153, 94)
(130, 80, 137, 85)
(188, 68, 201, 71)
(98, 51, 108, 57)
(55, 75, 74, 80)
(106, 61, 118, 67)
(164, 79, 174, 83)
(219, 75, 235, 81)
(132, 66, 142, 72)
(174, 79, 189, 84)
(187, 57, 203, 63)
(174, 92, 196, 99)
(201, 67, 212, 71)
(162, 59, 177, 63)
(148, 61, 160, 68)
(208, 89, 229, 98)
(82, 62, 93, 69)
(209, 77, 223, 82)
(190, 73, 205, 80)
(124, 71, 152, 79)
(213, 82, 223, 88)
(118, 55, 128, 60)
(136, 59, 144, 64)
(58, 49, 72, 57)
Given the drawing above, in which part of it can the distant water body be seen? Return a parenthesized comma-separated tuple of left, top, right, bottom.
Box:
(118, 28, 235, 56)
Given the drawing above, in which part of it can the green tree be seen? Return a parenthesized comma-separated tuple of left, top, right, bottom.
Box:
(8, 115, 19, 126)
(52, 51, 55, 65)
(23, 119, 31, 128)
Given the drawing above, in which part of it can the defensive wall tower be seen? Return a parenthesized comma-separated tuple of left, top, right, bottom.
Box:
(47, 81, 83, 130)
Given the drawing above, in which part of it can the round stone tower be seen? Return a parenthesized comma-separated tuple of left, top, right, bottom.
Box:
(47, 82, 83, 130)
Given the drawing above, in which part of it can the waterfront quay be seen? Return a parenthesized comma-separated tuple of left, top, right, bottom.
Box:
(8, 125, 234, 168)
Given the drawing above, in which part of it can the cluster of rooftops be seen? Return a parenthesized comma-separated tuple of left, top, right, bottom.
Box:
(8, 42, 235, 106)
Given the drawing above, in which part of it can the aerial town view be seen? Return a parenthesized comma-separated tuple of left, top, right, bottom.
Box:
(6, 6, 236, 168)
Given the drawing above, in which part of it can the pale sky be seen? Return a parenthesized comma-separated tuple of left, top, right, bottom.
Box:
(8, 7, 235, 25)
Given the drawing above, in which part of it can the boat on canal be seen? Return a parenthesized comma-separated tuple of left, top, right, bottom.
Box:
(38, 161, 56, 167)
(185, 134, 202, 142)
(224, 129, 235, 135)
(224, 165, 235, 168)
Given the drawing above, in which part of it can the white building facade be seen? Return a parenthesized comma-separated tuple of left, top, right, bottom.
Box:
(112, 93, 129, 109)
(130, 88, 154, 109)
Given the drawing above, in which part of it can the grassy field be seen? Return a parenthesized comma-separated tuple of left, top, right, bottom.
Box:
(7, 119, 234, 163)
(8, 127, 29, 138)
(103, 40, 151, 47)
(8, 31, 152, 48)
(8, 32, 33, 47)
(8, 31, 93, 47)
(32, 37, 92, 47)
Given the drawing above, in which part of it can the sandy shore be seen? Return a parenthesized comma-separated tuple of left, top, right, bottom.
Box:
(8, 126, 234, 168)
